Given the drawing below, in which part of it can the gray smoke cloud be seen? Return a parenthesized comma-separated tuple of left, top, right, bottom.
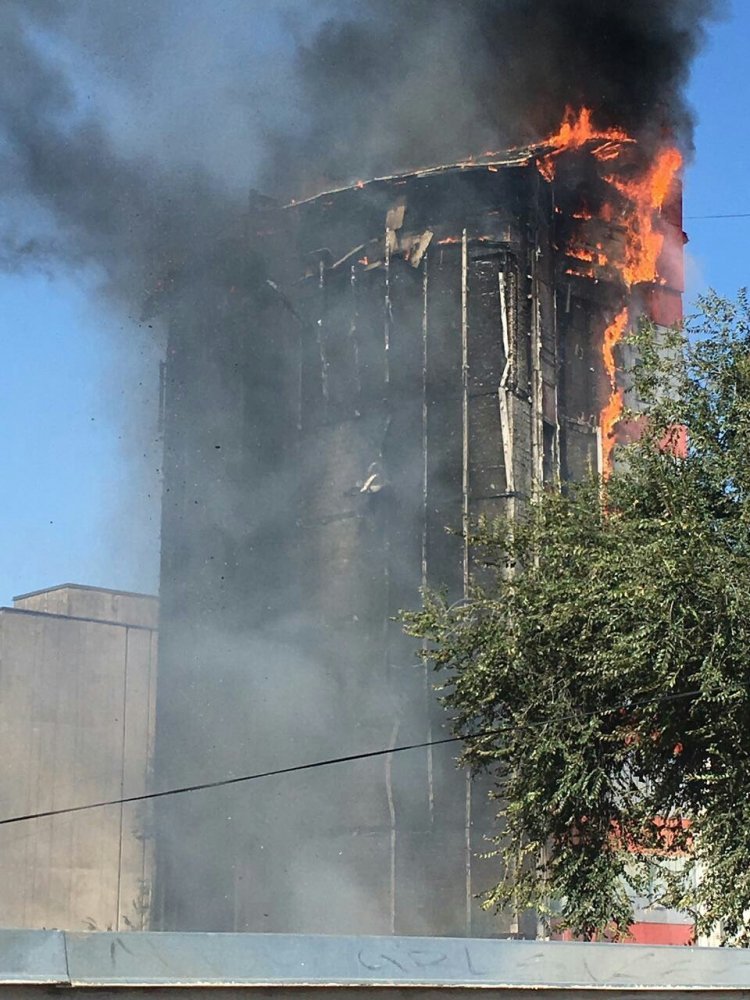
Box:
(0, 1, 322, 300)
(1, 0, 725, 289)
(0, 0, 725, 935)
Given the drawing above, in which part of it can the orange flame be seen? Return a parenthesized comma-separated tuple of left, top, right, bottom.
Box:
(600, 307, 630, 477)
(568, 245, 609, 268)
(545, 107, 630, 152)
(539, 107, 682, 476)
(606, 146, 683, 288)
(540, 109, 682, 291)
(567, 247, 595, 262)
(537, 107, 631, 180)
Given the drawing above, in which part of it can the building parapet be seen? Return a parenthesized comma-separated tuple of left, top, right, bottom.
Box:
(1, 930, 749, 994)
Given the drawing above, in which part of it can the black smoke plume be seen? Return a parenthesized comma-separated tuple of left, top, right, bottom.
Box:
(266, 0, 724, 195)
(2, 1, 725, 281)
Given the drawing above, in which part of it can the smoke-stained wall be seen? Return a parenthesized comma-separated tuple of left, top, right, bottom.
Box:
(154, 159, 558, 935)
(154, 128, 687, 931)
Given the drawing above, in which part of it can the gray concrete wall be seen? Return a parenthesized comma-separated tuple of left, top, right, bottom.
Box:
(0, 592, 157, 931)
(13, 585, 159, 630)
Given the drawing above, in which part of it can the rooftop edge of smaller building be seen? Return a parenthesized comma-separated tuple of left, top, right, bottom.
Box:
(12, 583, 158, 603)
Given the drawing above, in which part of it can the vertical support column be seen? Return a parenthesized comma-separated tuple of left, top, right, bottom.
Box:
(385, 722, 398, 935)
(384, 226, 392, 389)
(498, 269, 515, 521)
(461, 229, 470, 595)
(460, 228, 472, 934)
(530, 243, 544, 485)
(548, 188, 562, 486)
(551, 277, 562, 486)
(382, 228, 392, 643)
(421, 255, 435, 827)
(317, 259, 329, 408)
(421, 259, 429, 602)
(465, 771, 473, 935)
(349, 263, 362, 403)
(383, 223, 395, 934)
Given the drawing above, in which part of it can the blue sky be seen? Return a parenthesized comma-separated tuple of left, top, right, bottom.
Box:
(0, 265, 162, 605)
(0, 4, 748, 607)
(683, 6, 750, 299)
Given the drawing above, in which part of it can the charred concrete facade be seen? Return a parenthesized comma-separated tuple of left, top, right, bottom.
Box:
(154, 149, 683, 935)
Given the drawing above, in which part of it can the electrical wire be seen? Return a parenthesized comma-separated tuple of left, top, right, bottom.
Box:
(0, 689, 702, 828)
(685, 212, 750, 219)
(0, 734, 459, 828)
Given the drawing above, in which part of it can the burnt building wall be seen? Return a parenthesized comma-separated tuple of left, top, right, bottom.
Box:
(153, 160, 627, 936)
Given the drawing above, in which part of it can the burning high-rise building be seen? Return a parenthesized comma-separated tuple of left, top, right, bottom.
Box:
(0, 0, 721, 945)
(153, 112, 684, 935)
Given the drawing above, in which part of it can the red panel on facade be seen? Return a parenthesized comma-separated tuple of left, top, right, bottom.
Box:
(629, 922, 694, 946)
(645, 287, 683, 327)
(554, 922, 694, 946)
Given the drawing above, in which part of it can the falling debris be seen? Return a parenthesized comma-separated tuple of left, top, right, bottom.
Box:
(359, 464, 386, 494)
(385, 200, 407, 232)
(406, 230, 434, 268)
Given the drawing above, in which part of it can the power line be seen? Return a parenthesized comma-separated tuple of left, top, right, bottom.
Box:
(1, 736, 459, 827)
(0, 689, 701, 829)
(686, 213, 750, 220)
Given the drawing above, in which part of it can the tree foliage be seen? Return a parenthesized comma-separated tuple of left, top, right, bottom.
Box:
(402, 291, 750, 943)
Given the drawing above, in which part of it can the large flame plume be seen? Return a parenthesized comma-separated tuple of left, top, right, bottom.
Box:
(600, 308, 631, 477)
(539, 108, 683, 475)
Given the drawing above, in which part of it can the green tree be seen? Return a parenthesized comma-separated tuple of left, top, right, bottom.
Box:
(402, 291, 750, 944)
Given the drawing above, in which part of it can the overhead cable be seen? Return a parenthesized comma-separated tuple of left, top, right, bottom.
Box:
(0, 689, 701, 828)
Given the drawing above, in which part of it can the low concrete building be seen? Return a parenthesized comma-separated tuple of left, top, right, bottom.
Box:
(0, 584, 158, 932)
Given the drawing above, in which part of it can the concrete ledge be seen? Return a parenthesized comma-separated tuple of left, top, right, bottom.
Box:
(0, 929, 67, 984)
(2, 930, 750, 992)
